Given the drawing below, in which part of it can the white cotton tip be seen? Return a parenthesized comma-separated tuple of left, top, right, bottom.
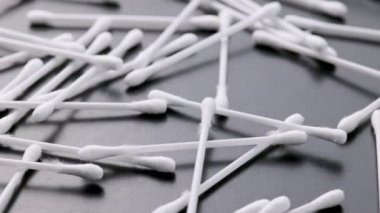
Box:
(319, 1, 348, 18)
(87, 32, 113, 53)
(30, 102, 56, 122)
(259, 196, 291, 213)
(64, 41, 85, 52)
(192, 15, 220, 30)
(152, 191, 189, 213)
(371, 110, 380, 131)
(94, 55, 123, 70)
(284, 113, 305, 124)
(53, 33, 74, 42)
(235, 199, 270, 213)
(123, 29, 144, 48)
(18, 58, 44, 79)
(252, 30, 278, 47)
(58, 163, 104, 181)
(215, 86, 229, 109)
(337, 112, 362, 133)
(130, 99, 168, 114)
(263, 2, 283, 19)
(272, 131, 307, 146)
(132, 156, 176, 173)
(322, 46, 338, 57)
(321, 128, 347, 144)
(148, 90, 190, 107)
(78, 145, 117, 162)
(22, 145, 42, 162)
(309, 189, 345, 211)
(201, 97, 216, 124)
(0, 115, 17, 134)
(27, 10, 53, 25)
(123, 69, 151, 87)
(303, 34, 329, 52)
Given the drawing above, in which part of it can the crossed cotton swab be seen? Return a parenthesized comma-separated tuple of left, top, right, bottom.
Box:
(279, 0, 347, 18)
(152, 113, 306, 213)
(123, 2, 281, 87)
(27, 10, 220, 31)
(0, 145, 41, 212)
(234, 199, 270, 213)
(0, 135, 176, 173)
(148, 90, 347, 143)
(286, 15, 380, 44)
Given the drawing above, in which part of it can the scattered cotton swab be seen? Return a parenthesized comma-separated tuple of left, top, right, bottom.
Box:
(258, 196, 291, 213)
(234, 199, 270, 213)
(27, 10, 219, 31)
(0, 145, 41, 212)
(280, 0, 347, 18)
(187, 98, 215, 213)
(215, 11, 232, 109)
(153, 33, 199, 61)
(371, 110, 380, 208)
(123, 2, 281, 87)
(152, 114, 306, 213)
(288, 189, 345, 213)
(148, 90, 346, 143)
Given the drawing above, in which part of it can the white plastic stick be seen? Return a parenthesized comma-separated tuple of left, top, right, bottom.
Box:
(148, 90, 347, 143)
(30, 30, 140, 122)
(258, 196, 291, 213)
(286, 15, 380, 43)
(0, 58, 43, 94)
(371, 110, 380, 209)
(152, 114, 306, 213)
(0, 145, 41, 212)
(0, 135, 175, 173)
(288, 189, 345, 213)
(234, 199, 270, 213)
(27, 10, 220, 31)
(280, 0, 347, 18)
(79, 131, 306, 161)
(123, 2, 281, 87)
(187, 98, 216, 213)
(153, 33, 199, 61)
(253, 31, 380, 90)
(0, 157, 103, 180)
(215, 11, 231, 109)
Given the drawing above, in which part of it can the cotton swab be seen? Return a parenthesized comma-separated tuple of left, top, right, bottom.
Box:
(371, 110, 380, 209)
(123, 2, 281, 87)
(215, 11, 232, 109)
(152, 114, 306, 213)
(0, 99, 168, 114)
(280, 0, 347, 18)
(187, 98, 215, 213)
(0, 135, 176, 173)
(0, 33, 73, 71)
(0, 158, 103, 180)
(0, 145, 41, 212)
(29, 30, 139, 122)
(253, 31, 380, 86)
(27, 10, 220, 31)
(148, 90, 347, 143)
(234, 199, 270, 213)
(0, 58, 43, 94)
(288, 189, 345, 213)
(286, 15, 380, 43)
(78, 131, 306, 161)
(258, 196, 291, 213)
(153, 33, 199, 61)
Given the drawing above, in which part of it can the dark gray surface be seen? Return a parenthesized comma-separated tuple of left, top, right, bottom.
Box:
(0, 0, 379, 212)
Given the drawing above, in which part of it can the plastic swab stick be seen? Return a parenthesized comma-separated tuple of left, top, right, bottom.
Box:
(371, 110, 380, 209)
(215, 11, 232, 109)
(234, 199, 270, 213)
(280, 0, 347, 18)
(148, 90, 346, 143)
(0, 33, 73, 71)
(0, 145, 41, 212)
(0, 99, 167, 114)
(286, 15, 380, 43)
(0, 135, 176, 173)
(0, 158, 103, 180)
(258, 196, 291, 213)
(187, 98, 216, 213)
(30, 30, 140, 122)
(153, 33, 199, 61)
(27, 10, 220, 31)
(253, 31, 380, 86)
(78, 130, 306, 161)
(0, 58, 43, 94)
(0, 36, 121, 70)
(152, 114, 306, 213)
(0, 27, 83, 51)
(123, 2, 281, 87)
(288, 189, 345, 213)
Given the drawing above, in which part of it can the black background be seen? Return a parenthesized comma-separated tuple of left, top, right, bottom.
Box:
(0, 0, 379, 212)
